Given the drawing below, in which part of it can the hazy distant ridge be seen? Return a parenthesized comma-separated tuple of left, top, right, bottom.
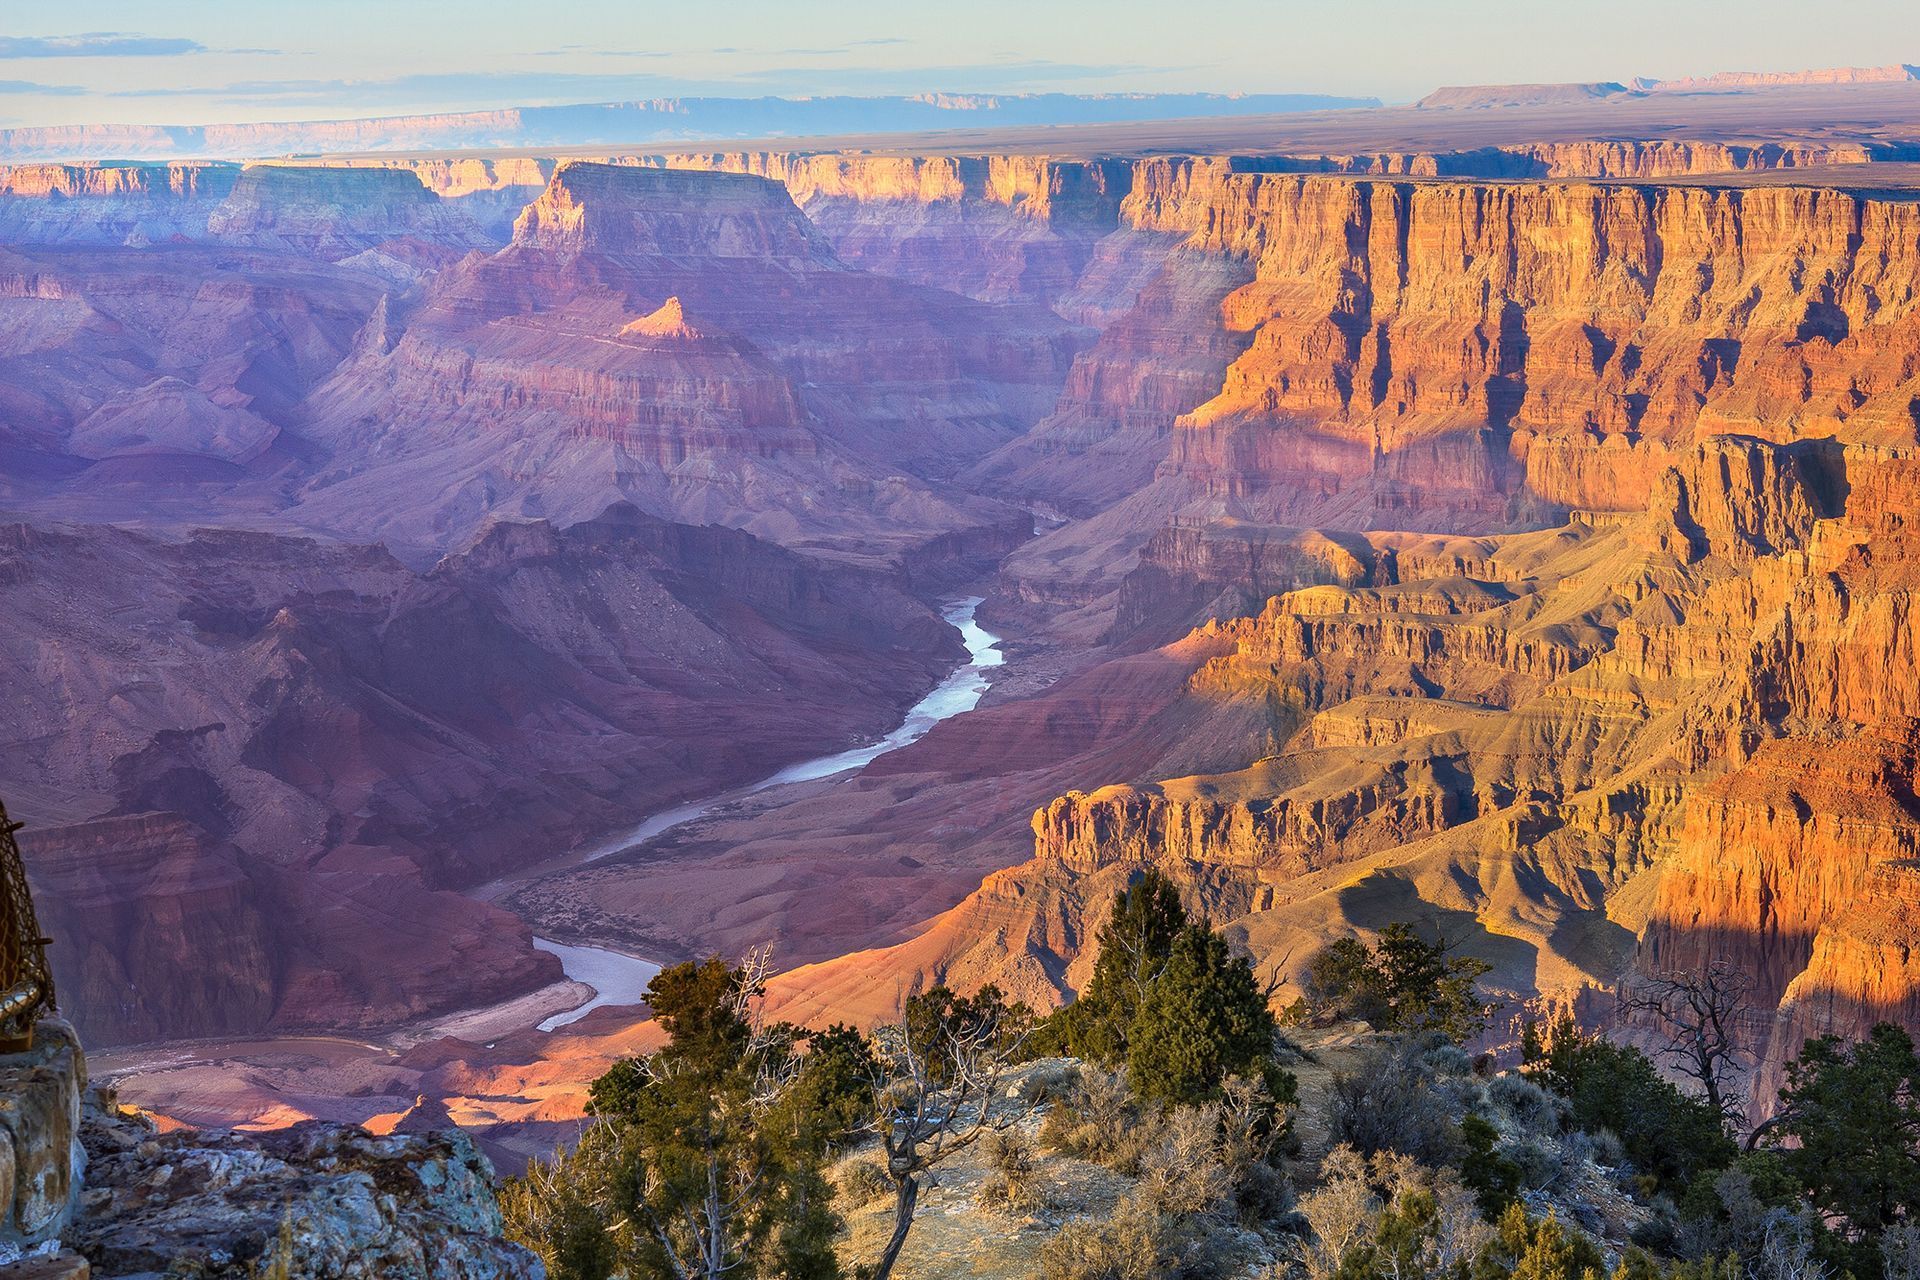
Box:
(0, 92, 1380, 162)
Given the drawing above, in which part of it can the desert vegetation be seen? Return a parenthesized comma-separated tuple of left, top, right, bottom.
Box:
(503, 882, 1920, 1280)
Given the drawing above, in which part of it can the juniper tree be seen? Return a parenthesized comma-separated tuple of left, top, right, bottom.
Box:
(1769, 1023, 1920, 1269)
(1044, 869, 1191, 1065)
(512, 949, 845, 1280)
(1127, 922, 1283, 1107)
(866, 984, 1032, 1280)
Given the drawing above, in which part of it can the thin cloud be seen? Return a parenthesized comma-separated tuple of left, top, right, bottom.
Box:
(0, 33, 209, 59)
(0, 79, 85, 94)
(732, 59, 1149, 90)
(532, 46, 672, 59)
(110, 72, 706, 102)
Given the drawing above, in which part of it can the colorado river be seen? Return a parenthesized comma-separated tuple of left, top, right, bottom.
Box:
(530, 597, 1003, 1031)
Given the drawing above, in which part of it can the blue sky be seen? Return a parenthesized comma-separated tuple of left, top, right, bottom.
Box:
(2, 0, 1917, 127)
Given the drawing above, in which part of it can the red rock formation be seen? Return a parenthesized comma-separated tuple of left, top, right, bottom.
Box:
(294, 161, 1079, 562)
(768, 437, 1920, 1113)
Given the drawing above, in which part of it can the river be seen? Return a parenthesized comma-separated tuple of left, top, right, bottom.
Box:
(529, 597, 1004, 1032)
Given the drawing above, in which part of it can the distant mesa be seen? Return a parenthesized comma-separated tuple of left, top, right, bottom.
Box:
(1417, 82, 1630, 110)
(619, 296, 701, 341)
(1643, 64, 1920, 92)
(1420, 64, 1920, 110)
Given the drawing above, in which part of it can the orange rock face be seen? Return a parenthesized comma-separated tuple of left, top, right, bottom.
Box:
(13, 115, 1920, 1134)
(778, 437, 1920, 1116)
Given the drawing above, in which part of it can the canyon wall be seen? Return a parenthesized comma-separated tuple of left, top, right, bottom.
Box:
(2, 507, 964, 1046)
(774, 437, 1920, 1115)
(10, 136, 1920, 1115)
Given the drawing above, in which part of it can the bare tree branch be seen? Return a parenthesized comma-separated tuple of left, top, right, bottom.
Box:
(1619, 960, 1752, 1129)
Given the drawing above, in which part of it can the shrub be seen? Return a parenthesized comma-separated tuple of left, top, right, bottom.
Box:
(1019, 1059, 1082, 1106)
(1479, 1203, 1607, 1280)
(835, 1157, 893, 1205)
(978, 1129, 1049, 1215)
(1505, 1135, 1565, 1192)
(1302, 923, 1494, 1041)
(1460, 1112, 1523, 1217)
(500, 1121, 629, 1280)
(1135, 1104, 1236, 1219)
(1422, 1043, 1476, 1077)
(1294, 1148, 1386, 1280)
(1041, 1065, 1164, 1173)
(1038, 1203, 1175, 1280)
(1586, 1128, 1628, 1171)
(1487, 1073, 1565, 1135)
(1328, 1038, 1466, 1168)
(1526, 1015, 1734, 1193)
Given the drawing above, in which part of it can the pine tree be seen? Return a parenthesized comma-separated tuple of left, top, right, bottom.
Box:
(1773, 1023, 1920, 1259)
(1060, 869, 1190, 1065)
(1126, 923, 1277, 1106)
(544, 953, 843, 1280)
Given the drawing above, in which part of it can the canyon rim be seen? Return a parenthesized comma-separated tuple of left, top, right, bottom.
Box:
(4, 4, 1920, 1276)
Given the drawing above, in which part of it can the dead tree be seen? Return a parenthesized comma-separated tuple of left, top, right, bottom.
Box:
(866, 986, 1031, 1280)
(1619, 961, 1753, 1128)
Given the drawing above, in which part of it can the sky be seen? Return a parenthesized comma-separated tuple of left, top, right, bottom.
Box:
(2, 0, 1918, 128)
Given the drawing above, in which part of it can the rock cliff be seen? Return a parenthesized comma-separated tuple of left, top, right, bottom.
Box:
(65, 1080, 543, 1278)
(292, 161, 1078, 562)
(772, 436, 1920, 1113)
(12, 114, 1920, 1132)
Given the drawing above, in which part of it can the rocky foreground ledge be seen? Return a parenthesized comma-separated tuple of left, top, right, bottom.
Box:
(0, 1017, 542, 1280)
(65, 1099, 545, 1279)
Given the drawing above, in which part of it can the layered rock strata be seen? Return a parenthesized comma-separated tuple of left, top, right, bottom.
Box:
(4, 507, 960, 1045)
(772, 437, 1920, 1114)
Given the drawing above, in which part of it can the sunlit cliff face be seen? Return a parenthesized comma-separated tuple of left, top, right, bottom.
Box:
(5, 111, 1920, 1137)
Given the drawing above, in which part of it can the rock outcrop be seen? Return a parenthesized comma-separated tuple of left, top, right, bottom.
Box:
(0, 1020, 86, 1259)
(70, 1086, 541, 1278)
(990, 167, 1920, 630)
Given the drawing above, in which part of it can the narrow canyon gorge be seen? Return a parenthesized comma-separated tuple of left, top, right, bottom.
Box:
(6, 80, 1920, 1174)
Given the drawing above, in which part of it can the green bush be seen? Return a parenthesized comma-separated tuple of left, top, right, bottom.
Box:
(1460, 1112, 1523, 1218)
(1526, 1015, 1733, 1194)
(1303, 923, 1494, 1041)
(1127, 923, 1283, 1107)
